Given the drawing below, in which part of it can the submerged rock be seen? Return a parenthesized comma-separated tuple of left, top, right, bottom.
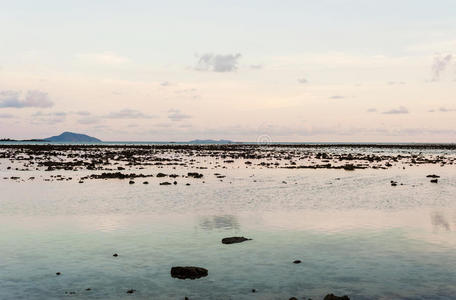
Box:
(324, 293, 350, 300)
(126, 289, 136, 294)
(221, 236, 252, 244)
(170, 266, 208, 279)
(293, 260, 301, 264)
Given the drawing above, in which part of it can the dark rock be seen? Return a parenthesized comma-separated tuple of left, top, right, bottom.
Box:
(188, 172, 203, 178)
(293, 260, 301, 264)
(426, 174, 440, 178)
(430, 179, 438, 183)
(343, 164, 355, 171)
(170, 266, 208, 279)
(289, 298, 298, 300)
(143, 181, 149, 184)
(113, 253, 118, 257)
(160, 182, 172, 185)
(56, 272, 61, 276)
(221, 236, 252, 244)
(85, 288, 91, 291)
(157, 172, 167, 177)
(129, 180, 135, 184)
(324, 293, 350, 300)
(126, 289, 136, 294)
(251, 289, 256, 293)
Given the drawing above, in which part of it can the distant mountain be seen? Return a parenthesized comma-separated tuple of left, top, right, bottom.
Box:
(188, 139, 234, 144)
(44, 132, 101, 142)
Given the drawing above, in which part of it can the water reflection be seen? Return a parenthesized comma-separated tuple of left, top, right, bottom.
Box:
(431, 211, 451, 232)
(199, 215, 240, 231)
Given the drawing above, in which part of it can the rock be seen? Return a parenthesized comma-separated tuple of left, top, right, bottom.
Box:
(427, 174, 440, 178)
(129, 180, 135, 184)
(251, 289, 256, 293)
(343, 164, 355, 171)
(170, 266, 208, 279)
(289, 298, 298, 300)
(85, 288, 91, 291)
(157, 173, 167, 177)
(160, 182, 172, 185)
(221, 236, 252, 244)
(430, 179, 438, 183)
(188, 172, 203, 178)
(126, 289, 136, 294)
(113, 253, 118, 257)
(293, 260, 301, 264)
(56, 272, 61, 276)
(143, 181, 149, 184)
(324, 293, 350, 300)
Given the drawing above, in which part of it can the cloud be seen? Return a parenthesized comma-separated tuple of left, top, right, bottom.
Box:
(0, 113, 14, 118)
(250, 64, 263, 70)
(431, 54, 452, 81)
(77, 52, 130, 65)
(31, 111, 66, 124)
(77, 116, 101, 124)
(437, 107, 456, 112)
(382, 106, 409, 114)
(297, 78, 308, 84)
(105, 109, 155, 119)
(367, 108, 377, 112)
(168, 109, 191, 122)
(195, 53, 241, 72)
(329, 95, 344, 99)
(0, 90, 53, 108)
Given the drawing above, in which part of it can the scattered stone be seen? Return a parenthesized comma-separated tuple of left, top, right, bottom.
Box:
(143, 181, 149, 184)
(160, 182, 172, 185)
(430, 179, 438, 183)
(221, 236, 252, 244)
(171, 266, 208, 279)
(129, 180, 135, 184)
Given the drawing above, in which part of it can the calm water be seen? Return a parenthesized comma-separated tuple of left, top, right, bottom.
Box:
(0, 150, 455, 299)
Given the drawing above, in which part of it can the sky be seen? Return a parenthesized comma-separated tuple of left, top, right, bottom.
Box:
(0, 0, 455, 142)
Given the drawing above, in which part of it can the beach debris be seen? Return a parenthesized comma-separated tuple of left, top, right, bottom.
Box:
(221, 236, 252, 244)
(170, 266, 208, 279)
(324, 293, 350, 300)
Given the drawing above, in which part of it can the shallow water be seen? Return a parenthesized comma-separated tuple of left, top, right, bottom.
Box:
(0, 148, 455, 299)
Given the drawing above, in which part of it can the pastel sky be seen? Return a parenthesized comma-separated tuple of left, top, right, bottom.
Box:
(1, 0, 455, 142)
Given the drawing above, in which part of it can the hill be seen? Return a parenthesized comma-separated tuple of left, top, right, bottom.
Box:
(44, 132, 101, 142)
